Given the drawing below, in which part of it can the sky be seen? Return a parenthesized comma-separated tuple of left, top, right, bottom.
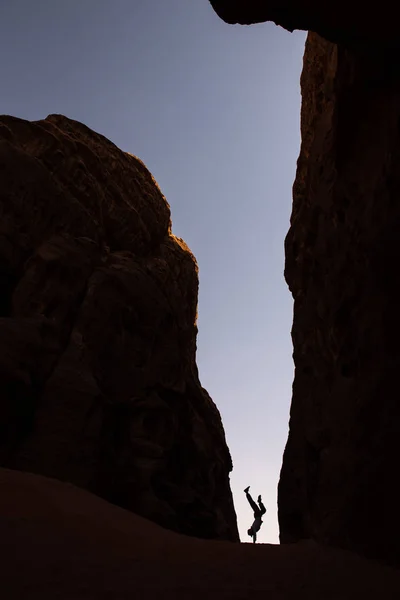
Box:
(0, 0, 306, 543)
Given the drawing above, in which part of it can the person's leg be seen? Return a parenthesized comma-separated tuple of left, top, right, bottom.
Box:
(245, 490, 259, 514)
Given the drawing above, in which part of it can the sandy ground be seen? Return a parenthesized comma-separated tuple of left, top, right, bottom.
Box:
(1, 467, 400, 599)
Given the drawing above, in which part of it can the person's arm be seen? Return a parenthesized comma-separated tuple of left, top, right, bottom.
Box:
(258, 495, 267, 515)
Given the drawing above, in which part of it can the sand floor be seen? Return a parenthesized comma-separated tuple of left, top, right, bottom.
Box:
(1, 467, 400, 599)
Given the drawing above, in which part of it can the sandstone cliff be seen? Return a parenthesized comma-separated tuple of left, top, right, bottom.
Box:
(0, 114, 238, 541)
(210, 0, 400, 564)
(280, 32, 400, 565)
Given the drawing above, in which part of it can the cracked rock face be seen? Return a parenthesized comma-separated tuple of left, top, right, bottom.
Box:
(0, 114, 238, 542)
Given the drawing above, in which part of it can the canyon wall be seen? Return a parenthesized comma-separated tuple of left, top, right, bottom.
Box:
(0, 114, 238, 541)
(210, 0, 400, 564)
(280, 32, 400, 565)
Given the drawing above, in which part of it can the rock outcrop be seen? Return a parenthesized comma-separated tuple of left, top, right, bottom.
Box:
(0, 114, 238, 541)
(3, 468, 400, 600)
(209, 0, 399, 53)
(210, 0, 400, 565)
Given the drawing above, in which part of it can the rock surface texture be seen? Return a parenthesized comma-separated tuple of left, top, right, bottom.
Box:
(280, 31, 400, 565)
(2, 468, 400, 600)
(210, 0, 400, 565)
(0, 114, 238, 541)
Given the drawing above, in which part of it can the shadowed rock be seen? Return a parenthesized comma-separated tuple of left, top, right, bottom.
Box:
(209, 1, 400, 52)
(0, 114, 238, 541)
(280, 31, 400, 566)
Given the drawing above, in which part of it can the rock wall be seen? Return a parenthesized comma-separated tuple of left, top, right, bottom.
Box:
(279, 33, 400, 565)
(0, 114, 239, 541)
(210, 0, 400, 564)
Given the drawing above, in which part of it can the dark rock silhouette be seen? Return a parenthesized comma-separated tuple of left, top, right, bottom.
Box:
(280, 31, 400, 566)
(210, 1, 400, 566)
(0, 114, 238, 541)
(209, 0, 399, 52)
(2, 468, 400, 600)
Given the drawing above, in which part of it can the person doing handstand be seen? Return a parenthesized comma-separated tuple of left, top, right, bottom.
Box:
(244, 486, 266, 543)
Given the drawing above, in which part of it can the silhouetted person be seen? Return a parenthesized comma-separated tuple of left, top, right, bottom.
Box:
(244, 486, 266, 543)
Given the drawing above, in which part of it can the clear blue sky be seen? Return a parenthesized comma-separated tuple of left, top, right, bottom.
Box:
(0, 0, 305, 543)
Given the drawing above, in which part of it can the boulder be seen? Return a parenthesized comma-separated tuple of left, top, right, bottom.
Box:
(0, 114, 238, 541)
